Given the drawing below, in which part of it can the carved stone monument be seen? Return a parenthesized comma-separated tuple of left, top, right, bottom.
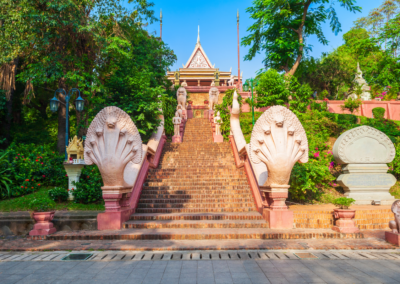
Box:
(213, 111, 223, 143)
(228, 75, 235, 87)
(349, 62, 371, 101)
(385, 200, 400, 246)
(208, 87, 219, 110)
(249, 106, 308, 229)
(84, 106, 143, 229)
(172, 114, 182, 143)
(176, 87, 187, 111)
(333, 126, 396, 205)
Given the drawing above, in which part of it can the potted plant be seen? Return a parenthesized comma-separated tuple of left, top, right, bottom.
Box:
(332, 197, 359, 233)
(29, 198, 57, 236)
(204, 100, 209, 105)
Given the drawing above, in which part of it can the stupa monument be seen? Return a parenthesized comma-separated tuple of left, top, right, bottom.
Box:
(349, 62, 371, 101)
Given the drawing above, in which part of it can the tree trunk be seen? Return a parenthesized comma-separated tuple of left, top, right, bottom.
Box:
(4, 58, 19, 145)
(57, 80, 67, 155)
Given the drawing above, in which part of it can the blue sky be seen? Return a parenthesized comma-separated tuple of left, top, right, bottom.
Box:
(125, 0, 380, 81)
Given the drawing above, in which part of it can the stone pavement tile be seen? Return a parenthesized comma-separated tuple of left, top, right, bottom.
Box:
(142, 279, 161, 284)
(197, 278, 216, 284)
(51, 280, 72, 284)
(250, 279, 271, 284)
(232, 279, 252, 284)
(215, 279, 234, 284)
(214, 272, 233, 279)
(230, 273, 249, 279)
(266, 278, 290, 284)
(263, 272, 285, 278)
(214, 267, 230, 273)
(178, 278, 197, 284)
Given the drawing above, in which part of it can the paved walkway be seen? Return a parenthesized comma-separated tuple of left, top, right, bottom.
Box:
(1, 251, 400, 284)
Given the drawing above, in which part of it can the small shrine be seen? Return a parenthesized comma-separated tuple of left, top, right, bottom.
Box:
(349, 62, 371, 101)
(66, 135, 84, 160)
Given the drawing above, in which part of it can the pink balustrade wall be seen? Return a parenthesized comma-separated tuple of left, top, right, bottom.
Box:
(240, 97, 400, 121)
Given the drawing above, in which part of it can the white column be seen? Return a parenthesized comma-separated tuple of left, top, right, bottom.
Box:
(63, 163, 85, 200)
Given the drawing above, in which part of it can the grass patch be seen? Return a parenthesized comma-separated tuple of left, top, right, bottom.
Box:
(0, 187, 105, 212)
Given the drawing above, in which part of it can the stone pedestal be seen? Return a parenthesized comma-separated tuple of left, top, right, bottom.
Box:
(213, 134, 223, 143)
(260, 185, 293, 229)
(63, 163, 85, 200)
(29, 212, 57, 236)
(208, 110, 214, 123)
(332, 209, 360, 233)
(385, 231, 400, 246)
(172, 135, 182, 143)
(337, 164, 396, 205)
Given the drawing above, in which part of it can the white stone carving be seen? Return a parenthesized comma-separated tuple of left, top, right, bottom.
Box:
(181, 80, 187, 87)
(173, 115, 182, 136)
(63, 164, 85, 200)
(333, 126, 395, 164)
(176, 105, 183, 119)
(84, 106, 143, 188)
(249, 106, 308, 186)
(209, 87, 220, 110)
(188, 50, 210, 68)
(211, 81, 215, 86)
(389, 200, 400, 234)
(176, 87, 187, 110)
(333, 125, 396, 205)
(228, 75, 235, 87)
(214, 111, 222, 136)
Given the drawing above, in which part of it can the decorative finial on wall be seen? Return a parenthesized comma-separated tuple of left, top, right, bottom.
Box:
(197, 25, 200, 44)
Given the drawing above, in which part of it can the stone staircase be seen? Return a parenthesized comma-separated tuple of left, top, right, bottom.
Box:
(123, 118, 269, 238)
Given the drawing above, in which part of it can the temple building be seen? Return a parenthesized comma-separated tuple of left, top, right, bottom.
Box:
(166, 27, 242, 105)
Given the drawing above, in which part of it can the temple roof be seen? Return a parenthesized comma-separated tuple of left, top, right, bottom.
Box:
(184, 26, 213, 69)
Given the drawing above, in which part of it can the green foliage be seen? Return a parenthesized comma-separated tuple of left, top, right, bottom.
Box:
(255, 69, 312, 113)
(340, 97, 362, 114)
(372, 107, 386, 120)
(48, 187, 69, 203)
(72, 166, 103, 204)
(0, 186, 104, 212)
(214, 88, 242, 140)
(0, 151, 12, 198)
(162, 95, 178, 137)
(389, 137, 400, 179)
(242, 0, 361, 75)
(332, 197, 355, 209)
(29, 198, 56, 212)
(240, 112, 263, 143)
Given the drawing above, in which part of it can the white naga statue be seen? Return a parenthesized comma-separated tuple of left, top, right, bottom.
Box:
(176, 87, 187, 110)
(228, 75, 235, 87)
(209, 87, 220, 110)
(214, 111, 222, 136)
(84, 106, 143, 189)
(172, 113, 182, 137)
(249, 106, 308, 187)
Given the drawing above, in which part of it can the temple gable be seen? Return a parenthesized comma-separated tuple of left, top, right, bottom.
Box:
(188, 50, 211, 68)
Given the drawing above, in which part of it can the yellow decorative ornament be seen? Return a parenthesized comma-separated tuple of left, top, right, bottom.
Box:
(66, 136, 84, 160)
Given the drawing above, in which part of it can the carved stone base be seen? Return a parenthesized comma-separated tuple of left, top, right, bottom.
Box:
(29, 212, 57, 236)
(260, 186, 293, 229)
(385, 231, 400, 246)
(263, 209, 293, 229)
(213, 134, 223, 143)
(63, 163, 85, 200)
(97, 209, 134, 230)
(332, 209, 360, 233)
(172, 135, 182, 143)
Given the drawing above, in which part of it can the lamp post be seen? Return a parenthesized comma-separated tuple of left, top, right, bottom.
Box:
(49, 88, 85, 160)
(243, 78, 258, 126)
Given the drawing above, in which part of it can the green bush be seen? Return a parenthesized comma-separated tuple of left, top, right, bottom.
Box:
(214, 88, 242, 139)
(332, 197, 355, 209)
(162, 94, 177, 137)
(372, 107, 385, 120)
(72, 165, 103, 204)
(340, 97, 362, 114)
(29, 198, 56, 212)
(48, 187, 69, 202)
(0, 151, 13, 199)
(389, 137, 400, 179)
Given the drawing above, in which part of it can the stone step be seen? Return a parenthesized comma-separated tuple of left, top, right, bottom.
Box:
(140, 194, 254, 199)
(137, 202, 256, 209)
(141, 189, 252, 195)
(146, 182, 249, 186)
(46, 228, 364, 241)
(123, 220, 269, 229)
(135, 208, 256, 213)
(139, 198, 255, 204)
(129, 212, 264, 221)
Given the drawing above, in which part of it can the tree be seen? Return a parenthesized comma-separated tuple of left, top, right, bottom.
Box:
(0, 0, 175, 151)
(242, 0, 361, 76)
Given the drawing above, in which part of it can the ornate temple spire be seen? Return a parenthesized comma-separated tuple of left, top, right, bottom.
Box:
(197, 25, 200, 44)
